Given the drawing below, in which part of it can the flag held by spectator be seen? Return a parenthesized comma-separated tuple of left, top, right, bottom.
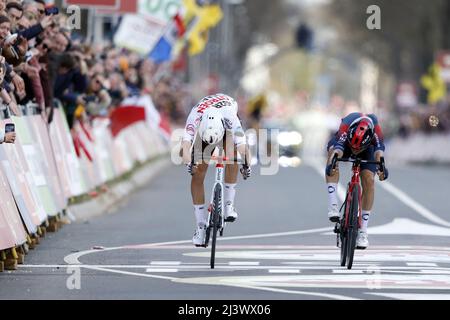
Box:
(149, 13, 186, 63)
(182, 0, 223, 56)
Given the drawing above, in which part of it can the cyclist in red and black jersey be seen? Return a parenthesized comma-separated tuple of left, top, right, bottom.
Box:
(325, 112, 389, 249)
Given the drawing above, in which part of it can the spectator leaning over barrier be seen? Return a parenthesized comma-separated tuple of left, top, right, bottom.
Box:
(0, 15, 22, 116)
(53, 53, 87, 128)
(5, 2, 23, 31)
(83, 73, 112, 117)
(33, 0, 46, 20)
(0, 60, 15, 144)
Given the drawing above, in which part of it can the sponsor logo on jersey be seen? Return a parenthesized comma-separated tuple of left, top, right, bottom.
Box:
(223, 118, 233, 130)
(339, 132, 347, 143)
(186, 124, 195, 136)
(196, 95, 231, 113)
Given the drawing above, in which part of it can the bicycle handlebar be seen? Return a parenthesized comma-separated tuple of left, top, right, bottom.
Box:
(331, 154, 385, 173)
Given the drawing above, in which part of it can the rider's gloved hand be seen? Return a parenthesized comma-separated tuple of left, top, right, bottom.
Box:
(240, 165, 251, 180)
(325, 164, 334, 177)
(326, 150, 341, 177)
(186, 163, 198, 175)
(378, 166, 389, 181)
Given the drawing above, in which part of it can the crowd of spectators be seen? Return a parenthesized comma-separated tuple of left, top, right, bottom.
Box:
(0, 0, 190, 146)
(397, 100, 450, 137)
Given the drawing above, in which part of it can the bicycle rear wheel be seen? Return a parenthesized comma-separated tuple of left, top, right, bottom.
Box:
(210, 185, 222, 269)
(346, 185, 360, 269)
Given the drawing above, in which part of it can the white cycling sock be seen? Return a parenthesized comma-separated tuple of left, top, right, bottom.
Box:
(361, 210, 371, 232)
(225, 183, 237, 208)
(194, 204, 207, 227)
(327, 183, 339, 211)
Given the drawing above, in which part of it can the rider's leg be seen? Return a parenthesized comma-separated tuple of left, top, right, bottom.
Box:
(192, 163, 208, 226)
(224, 163, 238, 214)
(326, 148, 340, 220)
(224, 137, 239, 220)
(360, 169, 375, 232)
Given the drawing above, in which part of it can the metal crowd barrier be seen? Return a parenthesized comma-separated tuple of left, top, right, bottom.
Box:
(0, 98, 169, 272)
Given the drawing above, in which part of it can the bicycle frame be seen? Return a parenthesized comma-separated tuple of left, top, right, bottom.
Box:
(343, 159, 363, 230)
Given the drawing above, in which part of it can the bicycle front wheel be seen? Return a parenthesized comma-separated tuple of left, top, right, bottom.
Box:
(340, 189, 350, 267)
(346, 185, 360, 269)
(210, 184, 222, 269)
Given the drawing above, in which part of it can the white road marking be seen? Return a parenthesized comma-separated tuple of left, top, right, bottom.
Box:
(229, 261, 260, 266)
(146, 268, 179, 273)
(216, 227, 332, 242)
(269, 269, 301, 274)
(367, 293, 450, 300)
(421, 270, 450, 274)
(64, 227, 332, 265)
(379, 181, 450, 227)
(407, 263, 438, 267)
(175, 273, 450, 290)
(174, 280, 359, 300)
(322, 218, 450, 237)
(283, 261, 380, 266)
(150, 261, 181, 265)
(84, 266, 178, 281)
(308, 159, 450, 228)
(332, 270, 364, 274)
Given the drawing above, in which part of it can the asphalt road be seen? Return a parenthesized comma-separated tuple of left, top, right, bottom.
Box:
(1, 159, 450, 300)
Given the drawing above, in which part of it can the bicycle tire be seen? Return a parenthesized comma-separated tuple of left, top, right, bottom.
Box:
(210, 184, 222, 269)
(340, 187, 350, 267)
(346, 185, 360, 269)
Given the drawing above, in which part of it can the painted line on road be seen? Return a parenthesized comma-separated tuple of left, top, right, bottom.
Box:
(229, 261, 260, 266)
(332, 269, 364, 274)
(269, 269, 301, 274)
(407, 263, 438, 267)
(150, 261, 181, 266)
(420, 270, 450, 274)
(64, 227, 332, 266)
(83, 266, 178, 281)
(378, 181, 450, 227)
(146, 268, 179, 273)
(188, 282, 359, 300)
(367, 292, 450, 300)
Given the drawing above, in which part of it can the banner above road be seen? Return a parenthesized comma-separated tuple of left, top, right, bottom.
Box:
(139, 0, 182, 23)
(64, 0, 119, 9)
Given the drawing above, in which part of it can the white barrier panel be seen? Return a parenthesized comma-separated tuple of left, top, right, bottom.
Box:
(0, 165, 27, 250)
(49, 108, 88, 197)
(14, 116, 59, 217)
(29, 115, 67, 212)
(91, 117, 116, 184)
(0, 119, 45, 234)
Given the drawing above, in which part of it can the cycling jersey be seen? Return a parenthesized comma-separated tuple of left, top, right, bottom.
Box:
(183, 94, 245, 146)
(332, 112, 385, 153)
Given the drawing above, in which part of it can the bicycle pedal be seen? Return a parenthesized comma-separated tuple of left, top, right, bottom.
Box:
(356, 246, 367, 250)
(224, 216, 236, 222)
(329, 216, 340, 223)
(333, 225, 340, 234)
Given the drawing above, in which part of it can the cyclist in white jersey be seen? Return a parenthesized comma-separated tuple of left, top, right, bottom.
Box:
(181, 93, 252, 247)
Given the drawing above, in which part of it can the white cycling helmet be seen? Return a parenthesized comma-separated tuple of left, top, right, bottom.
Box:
(198, 107, 225, 145)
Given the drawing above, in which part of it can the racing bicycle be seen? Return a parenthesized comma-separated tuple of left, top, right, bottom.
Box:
(330, 154, 386, 269)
